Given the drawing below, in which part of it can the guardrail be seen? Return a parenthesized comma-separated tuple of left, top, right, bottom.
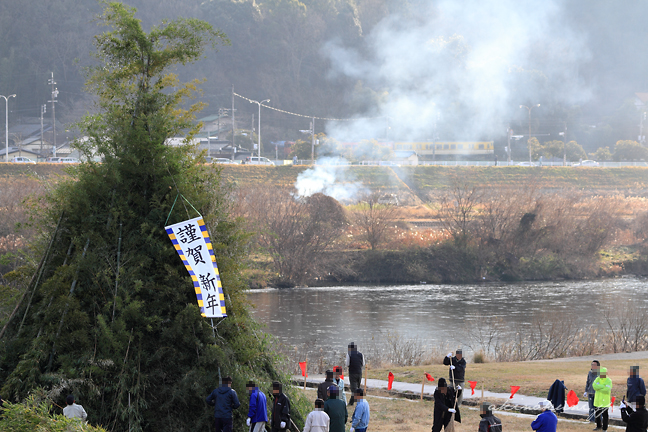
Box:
(274, 160, 648, 168)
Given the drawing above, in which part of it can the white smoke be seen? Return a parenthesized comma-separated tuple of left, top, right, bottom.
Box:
(322, 0, 593, 142)
(294, 157, 368, 201)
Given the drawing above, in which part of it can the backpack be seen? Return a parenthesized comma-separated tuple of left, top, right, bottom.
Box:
(482, 415, 502, 432)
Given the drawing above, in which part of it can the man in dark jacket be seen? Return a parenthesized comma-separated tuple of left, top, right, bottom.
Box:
(270, 382, 291, 432)
(627, 366, 647, 410)
(246, 381, 268, 432)
(478, 402, 502, 432)
(432, 378, 458, 432)
(206, 376, 241, 432)
(346, 342, 365, 406)
(585, 360, 600, 422)
(620, 395, 648, 432)
(318, 370, 334, 401)
(324, 385, 348, 432)
(443, 349, 466, 405)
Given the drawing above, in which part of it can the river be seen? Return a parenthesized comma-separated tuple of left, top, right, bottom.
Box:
(247, 278, 648, 359)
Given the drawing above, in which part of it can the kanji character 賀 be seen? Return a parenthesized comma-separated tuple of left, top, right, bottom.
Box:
(186, 245, 205, 265)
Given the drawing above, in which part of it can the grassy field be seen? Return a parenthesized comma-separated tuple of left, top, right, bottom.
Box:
(296, 388, 609, 432)
(367, 357, 648, 401)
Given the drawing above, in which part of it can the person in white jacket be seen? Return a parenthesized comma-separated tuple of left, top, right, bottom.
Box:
(63, 394, 87, 422)
(303, 399, 330, 432)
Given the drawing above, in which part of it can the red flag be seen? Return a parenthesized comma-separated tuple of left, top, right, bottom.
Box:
(388, 372, 394, 390)
(509, 386, 520, 399)
(298, 361, 308, 378)
(468, 381, 477, 396)
(566, 390, 579, 407)
(610, 396, 616, 412)
(425, 373, 435, 382)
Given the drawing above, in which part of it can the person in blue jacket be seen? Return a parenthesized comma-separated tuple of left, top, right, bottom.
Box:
(531, 401, 557, 432)
(206, 376, 241, 432)
(246, 381, 268, 432)
(627, 366, 647, 410)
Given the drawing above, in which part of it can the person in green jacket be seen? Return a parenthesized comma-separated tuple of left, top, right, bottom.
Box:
(324, 385, 348, 432)
(592, 366, 612, 431)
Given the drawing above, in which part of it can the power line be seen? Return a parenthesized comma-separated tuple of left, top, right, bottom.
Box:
(233, 92, 384, 122)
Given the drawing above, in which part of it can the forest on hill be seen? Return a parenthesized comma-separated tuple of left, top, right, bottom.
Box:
(1, 0, 648, 152)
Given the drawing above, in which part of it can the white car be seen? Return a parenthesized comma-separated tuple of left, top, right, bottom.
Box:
(517, 161, 536, 167)
(59, 157, 79, 163)
(10, 157, 36, 163)
(243, 156, 274, 165)
(46, 157, 61, 163)
(212, 158, 238, 165)
(572, 160, 599, 167)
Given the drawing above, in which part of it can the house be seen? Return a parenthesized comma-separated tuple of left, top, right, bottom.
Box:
(392, 150, 419, 165)
(0, 147, 42, 161)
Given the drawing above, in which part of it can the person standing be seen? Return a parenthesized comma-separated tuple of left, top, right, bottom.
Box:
(346, 342, 365, 406)
(324, 385, 348, 432)
(303, 398, 330, 432)
(432, 378, 456, 432)
(63, 394, 88, 422)
(443, 349, 466, 406)
(333, 366, 347, 404)
(270, 382, 291, 432)
(246, 381, 268, 432)
(620, 395, 648, 432)
(350, 388, 370, 432)
(627, 366, 646, 410)
(592, 367, 612, 431)
(206, 376, 241, 432)
(585, 360, 600, 423)
(318, 370, 334, 401)
(478, 402, 502, 432)
(531, 401, 557, 432)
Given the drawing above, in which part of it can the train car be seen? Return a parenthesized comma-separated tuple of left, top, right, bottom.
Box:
(393, 141, 494, 156)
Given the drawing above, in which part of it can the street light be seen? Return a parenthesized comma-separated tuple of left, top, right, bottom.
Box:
(249, 98, 270, 159)
(520, 104, 540, 163)
(1, 94, 16, 162)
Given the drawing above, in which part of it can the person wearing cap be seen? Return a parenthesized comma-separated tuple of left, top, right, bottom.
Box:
(443, 349, 466, 406)
(350, 388, 370, 432)
(333, 366, 347, 404)
(478, 402, 502, 432)
(207, 376, 241, 432)
(63, 394, 88, 422)
(324, 385, 348, 432)
(531, 401, 557, 432)
(620, 394, 648, 432)
(592, 367, 612, 431)
(318, 370, 335, 402)
(346, 343, 365, 406)
(303, 398, 330, 432)
(585, 360, 601, 423)
(432, 377, 457, 432)
(270, 381, 291, 432)
(246, 381, 268, 432)
(626, 366, 646, 410)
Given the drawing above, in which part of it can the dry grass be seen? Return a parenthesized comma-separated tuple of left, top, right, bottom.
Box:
(295, 388, 608, 432)
(367, 357, 648, 400)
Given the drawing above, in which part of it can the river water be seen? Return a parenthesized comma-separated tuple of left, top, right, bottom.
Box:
(247, 278, 648, 357)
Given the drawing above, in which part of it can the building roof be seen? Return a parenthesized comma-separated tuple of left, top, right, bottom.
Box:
(393, 150, 418, 158)
(0, 147, 42, 156)
(635, 93, 648, 106)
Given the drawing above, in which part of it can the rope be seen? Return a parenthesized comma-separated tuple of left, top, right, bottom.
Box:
(165, 193, 203, 226)
(233, 92, 385, 122)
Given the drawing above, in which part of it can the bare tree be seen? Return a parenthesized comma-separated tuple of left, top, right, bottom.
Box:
(438, 178, 483, 246)
(351, 192, 398, 250)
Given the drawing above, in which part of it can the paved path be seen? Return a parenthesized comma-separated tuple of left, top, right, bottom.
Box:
(295, 375, 622, 421)
(534, 350, 648, 362)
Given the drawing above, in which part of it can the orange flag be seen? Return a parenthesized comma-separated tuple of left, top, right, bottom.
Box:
(425, 373, 435, 382)
(509, 386, 520, 399)
(298, 361, 308, 378)
(388, 372, 394, 390)
(468, 381, 477, 395)
(566, 390, 579, 407)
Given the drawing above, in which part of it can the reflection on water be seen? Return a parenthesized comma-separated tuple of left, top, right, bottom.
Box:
(247, 278, 648, 354)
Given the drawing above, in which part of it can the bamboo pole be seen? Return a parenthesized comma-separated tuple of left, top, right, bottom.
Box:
(446, 365, 458, 432)
(303, 360, 307, 390)
(481, 383, 484, 405)
(364, 364, 368, 395)
(420, 375, 425, 401)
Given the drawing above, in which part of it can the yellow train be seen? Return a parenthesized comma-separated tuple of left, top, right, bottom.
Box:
(393, 141, 494, 156)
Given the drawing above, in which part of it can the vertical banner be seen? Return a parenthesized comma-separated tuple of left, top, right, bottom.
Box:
(165, 217, 227, 318)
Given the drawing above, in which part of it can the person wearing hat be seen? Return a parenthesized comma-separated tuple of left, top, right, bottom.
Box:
(324, 385, 348, 432)
(270, 381, 291, 432)
(432, 377, 460, 432)
(206, 376, 241, 432)
(443, 349, 466, 406)
(346, 342, 365, 406)
(318, 370, 335, 402)
(303, 398, 330, 432)
(620, 395, 648, 432)
(626, 366, 646, 410)
(333, 366, 347, 404)
(63, 394, 88, 422)
(478, 402, 502, 432)
(592, 367, 612, 431)
(246, 381, 268, 432)
(531, 401, 557, 432)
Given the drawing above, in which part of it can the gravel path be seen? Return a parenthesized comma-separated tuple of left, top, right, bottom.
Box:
(533, 350, 648, 362)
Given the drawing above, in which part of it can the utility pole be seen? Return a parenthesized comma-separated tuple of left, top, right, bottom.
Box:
(640, 111, 646, 144)
(311, 117, 315, 164)
(231, 85, 235, 149)
(506, 127, 512, 164)
(48, 73, 59, 157)
(561, 123, 567, 166)
(40, 104, 47, 157)
(520, 104, 540, 163)
(1, 94, 16, 162)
